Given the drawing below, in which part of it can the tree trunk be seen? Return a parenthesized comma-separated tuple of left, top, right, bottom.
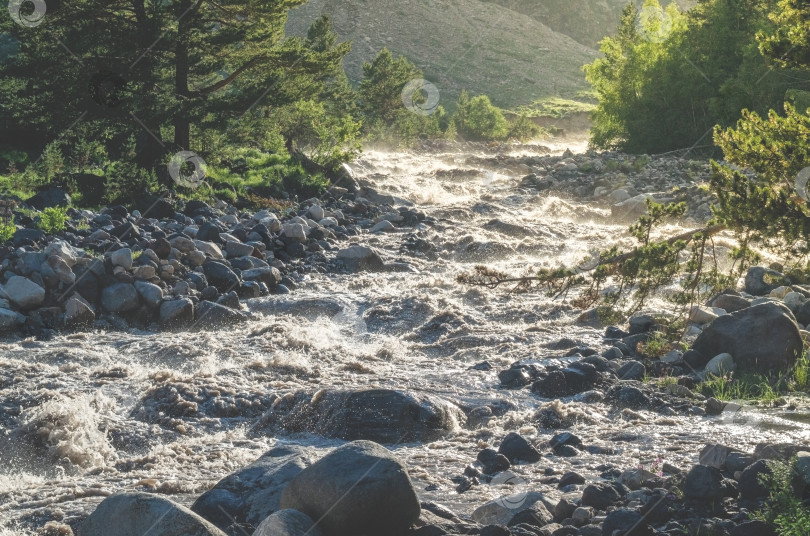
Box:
(174, 2, 191, 150)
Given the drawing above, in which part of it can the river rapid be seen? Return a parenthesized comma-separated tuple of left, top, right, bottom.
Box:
(1, 139, 809, 534)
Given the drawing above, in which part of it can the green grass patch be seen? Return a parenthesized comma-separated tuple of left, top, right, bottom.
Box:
(700, 372, 782, 404)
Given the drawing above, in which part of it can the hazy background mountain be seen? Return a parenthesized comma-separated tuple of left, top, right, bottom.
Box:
(286, 0, 697, 110)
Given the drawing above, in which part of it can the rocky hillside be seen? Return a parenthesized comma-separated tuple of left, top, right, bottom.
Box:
(482, 0, 697, 48)
(285, 0, 599, 109)
(286, 0, 698, 109)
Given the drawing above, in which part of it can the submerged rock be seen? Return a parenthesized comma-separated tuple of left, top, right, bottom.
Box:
(280, 440, 420, 536)
(249, 388, 464, 443)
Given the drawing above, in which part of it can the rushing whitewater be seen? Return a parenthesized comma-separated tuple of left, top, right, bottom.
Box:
(1, 141, 808, 534)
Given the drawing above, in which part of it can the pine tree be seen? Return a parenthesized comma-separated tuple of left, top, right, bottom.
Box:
(0, 0, 350, 168)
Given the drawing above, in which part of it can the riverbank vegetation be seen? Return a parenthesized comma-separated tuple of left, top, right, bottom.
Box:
(0, 4, 550, 210)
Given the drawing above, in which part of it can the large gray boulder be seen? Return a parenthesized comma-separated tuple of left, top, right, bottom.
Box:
(79, 492, 226, 536)
(194, 301, 247, 329)
(336, 245, 385, 272)
(745, 266, 790, 296)
(101, 283, 139, 313)
(249, 389, 464, 444)
(691, 302, 802, 372)
(280, 440, 420, 536)
(135, 280, 164, 308)
(159, 298, 194, 330)
(64, 294, 95, 326)
(202, 261, 241, 292)
(252, 509, 324, 536)
(2, 276, 45, 309)
(0, 307, 25, 330)
(191, 445, 314, 533)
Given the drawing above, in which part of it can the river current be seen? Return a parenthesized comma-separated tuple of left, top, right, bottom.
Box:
(1, 140, 808, 534)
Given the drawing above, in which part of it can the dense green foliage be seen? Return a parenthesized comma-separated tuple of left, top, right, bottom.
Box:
(37, 206, 68, 234)
(0, 3, 359, 202)
(756, 459, 810, 536)
(1, 7, 548, 206)
(454, 92, 510, 141)
(585, 0, 810, 153)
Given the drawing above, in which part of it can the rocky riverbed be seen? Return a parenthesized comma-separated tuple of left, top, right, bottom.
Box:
(1, 139, 809, 536)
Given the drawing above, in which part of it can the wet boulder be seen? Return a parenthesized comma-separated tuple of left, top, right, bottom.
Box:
(26, 187, 70, 210)
(202, 260, 240, 292)
(1, 276, 45, 309)
(336, 245, 386, 272)
(581, 482, 624, 509)
(79, 492, 226, 536)
(472, 492, 558, 526)
(691, 302, 802, 372)
(683, 465, 725, 500)
(252, 509, 324, 536)
(191, 445, 314, 533)
(739, 460, 776, 499)
(498, 432, 541, 464)
(101, 283, 139, 313)
(280, 440, 420, 536)
(194, 301, 247, 329)
(477, 448, 511, 475)
(249, 389, 464, 444)
(602, 509, 651, 536)
(709, 292, 751, 313)
(745, 266, 790, 296)
(159, 298, 194, 330)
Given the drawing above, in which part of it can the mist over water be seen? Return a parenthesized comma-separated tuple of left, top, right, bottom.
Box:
(1, 140, 808, 533)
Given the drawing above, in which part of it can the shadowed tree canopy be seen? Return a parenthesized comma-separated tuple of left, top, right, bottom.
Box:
(0, 0, 350, 167)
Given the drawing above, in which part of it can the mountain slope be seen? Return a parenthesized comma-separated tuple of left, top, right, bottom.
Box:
(286, 0, 598, 109)
(481, 0, 698, 48)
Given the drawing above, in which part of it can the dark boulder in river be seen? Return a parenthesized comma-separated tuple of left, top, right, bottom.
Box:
(691, 302, 802, 373)
(248, 388, 464, 443)
(280, 440, 421, 536)
(80, 492, 226, 536)
(191, 445, 314, 534)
